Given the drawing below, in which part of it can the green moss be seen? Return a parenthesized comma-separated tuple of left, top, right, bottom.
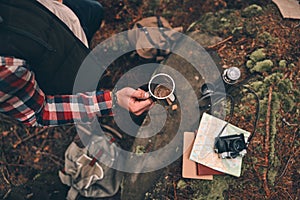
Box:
(251, 157, 258, 164)
(231, 26, 243, 37)
(243, 21, 258, 37)
(135, 145, 146, 155)
(250, 81, 264, 91)
(278, 60, 287, 69)
(257, 32, 278, 45)
(196, 9, 242, 36)
(273, 155, 281, 168)
(268, 92, 280, 179)
(264, 73, 283, 85)
(250, 48, 266, 62)
(267, 168, 277, 186)
(271, 92, 280, 112)
(250, 59, 273, 73)
(241, 4, 263, 18)
(278, 79, 293, 92)
(281, 95, 295, 112)
(254, 143, 263, 151)
(259, 97, 268, 120)
(177, 179, 187, 190)
(191, 176, 231, 200)
(294, 89, 300, 103)
(288, 63, 295, 69)
(246, 60, 255, 69)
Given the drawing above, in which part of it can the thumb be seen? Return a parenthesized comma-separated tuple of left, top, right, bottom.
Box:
(132, 89, 150, 99)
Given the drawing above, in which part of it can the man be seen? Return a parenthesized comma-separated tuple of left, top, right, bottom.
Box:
(63, 0, 104, 43)
(0, 56, 153, 126)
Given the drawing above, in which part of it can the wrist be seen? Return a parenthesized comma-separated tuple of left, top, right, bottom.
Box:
(111, 87, 118, 109)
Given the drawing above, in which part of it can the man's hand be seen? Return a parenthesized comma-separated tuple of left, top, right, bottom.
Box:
(115, 87, 154, 115)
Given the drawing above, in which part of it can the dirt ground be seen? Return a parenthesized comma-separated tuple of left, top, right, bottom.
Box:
(0, 0, 299, 199)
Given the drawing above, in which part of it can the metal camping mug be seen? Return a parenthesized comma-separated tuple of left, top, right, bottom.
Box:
(148, 73, 175, 101)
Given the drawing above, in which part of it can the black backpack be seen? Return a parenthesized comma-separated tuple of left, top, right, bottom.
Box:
(0, 0, 93, 95)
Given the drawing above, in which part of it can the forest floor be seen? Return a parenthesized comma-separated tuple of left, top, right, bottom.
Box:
(0, 0, 299, 199)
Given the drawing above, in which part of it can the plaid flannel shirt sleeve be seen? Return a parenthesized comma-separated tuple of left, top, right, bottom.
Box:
(38, 91, 113, 126)
(0, 56, 113, 127)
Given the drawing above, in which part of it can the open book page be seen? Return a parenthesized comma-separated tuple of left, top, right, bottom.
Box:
(189, 113, 250, 177)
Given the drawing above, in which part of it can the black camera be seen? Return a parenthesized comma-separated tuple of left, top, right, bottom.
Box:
(214, 134, 247, 159)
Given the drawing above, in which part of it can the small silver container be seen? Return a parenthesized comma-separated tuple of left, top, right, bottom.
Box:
(222, 67, 241, 84)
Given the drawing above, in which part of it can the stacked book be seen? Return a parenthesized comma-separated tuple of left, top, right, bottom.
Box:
(182, 113, 250, 180)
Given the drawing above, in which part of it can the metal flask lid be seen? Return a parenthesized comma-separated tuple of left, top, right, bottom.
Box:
(223, 67, 241, 84)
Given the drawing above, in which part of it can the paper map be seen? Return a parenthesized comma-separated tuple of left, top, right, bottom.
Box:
(189, 113, 250, 177)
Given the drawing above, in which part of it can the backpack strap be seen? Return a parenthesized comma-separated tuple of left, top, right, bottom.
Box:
(156, 15, 173, 45)
(136, 23, 163, 57)
(136, 23, 158, 48)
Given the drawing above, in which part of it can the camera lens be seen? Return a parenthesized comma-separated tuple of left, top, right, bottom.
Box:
(232, 139, 246, 152)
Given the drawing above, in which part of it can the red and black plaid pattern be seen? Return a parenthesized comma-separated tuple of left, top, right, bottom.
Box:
(39, 90, 113, 126)
(0, 57, 113, 126)
(0, 57, 45, 125)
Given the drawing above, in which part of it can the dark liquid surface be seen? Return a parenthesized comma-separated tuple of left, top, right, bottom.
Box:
(154, 85, 171, 98)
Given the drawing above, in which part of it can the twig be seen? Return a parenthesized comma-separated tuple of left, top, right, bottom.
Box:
(13, 128, 48, 148)
(45, 155, 63, 167)
(1, 150, 11, 185)
(207, 36, 233, 49)
(101, 124, 123, 139)
(262, 86, 273, 198)
(1, 166, 10, 185)
(173, 181, 177, 200)
(235, 37, 247, 45)
(277, 147, 300, 181)
(77, 124, 92, 136)
(12, 126, 22, 142)
(37, 151, 64, 164)
(217, 44, 227, 53)
(0, 161, 29, 168)
(2, 188, 12, 200)
(274, 186, 294, 200)
(64, 125, 75, 134)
